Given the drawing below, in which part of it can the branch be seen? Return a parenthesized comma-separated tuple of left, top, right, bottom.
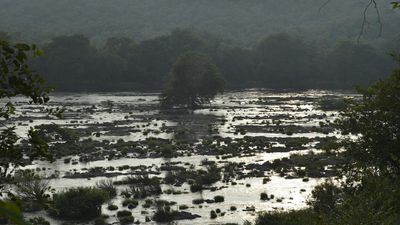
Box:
(357, 0, 383, 43)
(318, 0, 332, 13)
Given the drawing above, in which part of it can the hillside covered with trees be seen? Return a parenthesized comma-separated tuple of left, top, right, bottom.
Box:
(0, 0, 399, 47)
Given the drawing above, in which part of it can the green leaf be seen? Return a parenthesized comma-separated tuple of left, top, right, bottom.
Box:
(0, 200, 31, 225)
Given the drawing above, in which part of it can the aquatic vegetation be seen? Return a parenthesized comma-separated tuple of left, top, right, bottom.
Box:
(96, 179, 117, 197)
(28, 217, 50, 225)
(121, 199, 138, 209)
(152, 205, 176, 222)
(13, 171, 51, 211)
(107, 204, 118, 211)
(118, 215, 134, 225)
(210, 210, 218, 219)
(114, 175, 161, 198)
(51, 187, 109, 220)
(6, 90, 349, 224)
(116, 210, 132, 218)
(93, 216, 108, 225)
(260, 192, 269, 201)
(214, 195, 225, 203)
(318, 97, 347, 111)
(192, 199, 204, 205)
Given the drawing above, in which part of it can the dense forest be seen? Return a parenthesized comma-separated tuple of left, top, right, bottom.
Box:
(1, 0, 399, 91)
(26, 30, 394, 91)
(1, 0, 399, 46)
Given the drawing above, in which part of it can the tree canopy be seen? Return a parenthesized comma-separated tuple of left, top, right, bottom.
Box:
(31, 31, 393, 92)
(160, 52, 225, 108)
(333, 54, 400, 178)
(0, 39, 55, 225)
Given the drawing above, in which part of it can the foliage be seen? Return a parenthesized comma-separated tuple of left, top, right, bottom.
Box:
(28, 217, 50, 225)
(0, 200, 29, 225)
(214, 195, 225, 203)
(96, 179, 117, 197)
(30, 31, 393, 92)
(0, 38, 56, 225)
(51, 187, 109, 220)
(307, 181, 342, 214)
(0, 40, 48, 102)
(255, 209, 319, 225)
(35, 124, 77, 143)
(14, 170, 51, 210)
(330, 55, 400, 178)
(324, 175, 400, 225)
(1, 0, 399, 45)
(253, 33, 315, 88)
(0, 39, 52, 188)
(118, 215, 134, 225)
(152, 201, 177, 223)
(160, 52, 225, 108)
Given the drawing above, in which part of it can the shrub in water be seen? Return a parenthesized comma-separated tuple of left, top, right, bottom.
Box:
(153, 202, 177, 222)
(122, 199, 138, 207)
(260, 192, 269, 201)
(179, 205, 189, 210)
(52, 187, 109, 220)
(117, 210, 132, 218)
(119, 215, 134, 225)
(107, 204, 118, 211)
(96, 179, 117, 197)
(210, 210, 217, 219)
(14, 171, 51, 210)
(192, 199, 204, 205)
(94, 217, 108, 225)
(190, 183, 203, 192)
(29, 217, 50, 225)
(214, 195, 225, 203)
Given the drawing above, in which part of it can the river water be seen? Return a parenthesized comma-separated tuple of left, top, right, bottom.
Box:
(7, 90, 353, 225)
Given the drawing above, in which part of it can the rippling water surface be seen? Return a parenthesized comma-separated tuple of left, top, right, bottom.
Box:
(10, 90, 354, 225)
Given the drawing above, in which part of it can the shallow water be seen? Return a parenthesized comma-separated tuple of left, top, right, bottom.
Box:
(9, 90, 354, 225)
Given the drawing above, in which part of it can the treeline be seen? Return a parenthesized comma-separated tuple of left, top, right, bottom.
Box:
(2, 0, 400, 45)
(33, 29, 394, 91)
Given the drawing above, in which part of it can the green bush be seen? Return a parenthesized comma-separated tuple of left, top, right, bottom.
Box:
(260, 192, 269, 201)
(14, 171, 51, 210)
(214, 195, 225, 203)
(117, 210, 132, 218)
(122, 199, 138, 208)
(94, 216, 108, 225)
(96, 179, 117, 197)
(153, 204, 177, 222)
(255, 210, 319, 225)
(179, 205, 189, 210)
(307, 181, 341, 214)
(107, 204, 118, 211)
(28, 217, 50, 225)
(52, 187, 109, 220)
(119, 215, 134, 225)
(192, 199, 204, 205)
(210, 210, 217, 219)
